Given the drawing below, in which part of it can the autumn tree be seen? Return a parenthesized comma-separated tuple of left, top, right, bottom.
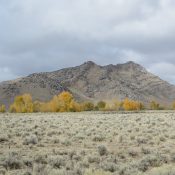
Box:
(0, 105, 6, 113)
(48, 91, 81, 112)
(10, 94, 34, 113)
(48, 95, 60, 112)
(8, 91, 147, 113)
(122, 98, 143, 111)
(9, 91, 82, 113)
(57, 91, 74, 112)
(69, 101, 81, 112)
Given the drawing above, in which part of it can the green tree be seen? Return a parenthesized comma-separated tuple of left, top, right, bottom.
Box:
(150, 101, 160, 110)
(0, 105, 6, 113)
(83, 102, 94, 111)
(97, 101, 106, 110)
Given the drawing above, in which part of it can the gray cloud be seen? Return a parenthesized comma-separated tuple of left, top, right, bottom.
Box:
(0, 0, 175, 83)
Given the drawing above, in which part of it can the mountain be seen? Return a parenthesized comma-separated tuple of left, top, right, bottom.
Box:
(1, 61, 175, 107)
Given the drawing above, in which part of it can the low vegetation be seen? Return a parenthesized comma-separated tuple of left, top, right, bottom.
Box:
(1, 112, 175, 175)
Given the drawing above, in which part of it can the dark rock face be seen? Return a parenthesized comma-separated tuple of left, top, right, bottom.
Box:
(0, 61, 175, 107)
(0, 73, 67, 107)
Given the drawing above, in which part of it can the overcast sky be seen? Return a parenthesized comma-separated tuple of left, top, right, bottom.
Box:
(0, 0, 175, 84)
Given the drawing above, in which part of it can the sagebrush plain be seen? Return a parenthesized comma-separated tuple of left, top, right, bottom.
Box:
(1, 111, 175, 175)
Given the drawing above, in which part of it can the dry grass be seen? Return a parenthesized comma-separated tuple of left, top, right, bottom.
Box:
(0, 111, 175, 175)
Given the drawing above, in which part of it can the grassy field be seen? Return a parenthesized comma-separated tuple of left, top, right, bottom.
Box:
(0, 111, 175, 175)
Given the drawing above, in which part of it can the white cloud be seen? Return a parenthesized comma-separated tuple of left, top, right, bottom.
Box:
(0, 67, 18, 82)
(0, 0, 175, 83)
(148, 62, 175, 84)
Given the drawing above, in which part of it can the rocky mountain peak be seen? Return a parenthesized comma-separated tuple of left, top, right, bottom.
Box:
(116, 61, 147, 73)
(0, 60, 175, 107)
(82, 61, 97, 67)
(125, 61, 137, 64)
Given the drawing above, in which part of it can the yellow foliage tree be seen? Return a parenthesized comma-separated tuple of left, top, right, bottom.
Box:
(69, 100, 81, 112)
(48, 95, 60, 112)
(37, 102, 51, 112)
(48, 91, 81, 112)
(9, 91, 82, 113)
(8, 91, 147, 113)
(57, 91, 73, 112)
(10, 94, 34, 113)
(0, 105, 6, 113)
(122, 98, 143, 111)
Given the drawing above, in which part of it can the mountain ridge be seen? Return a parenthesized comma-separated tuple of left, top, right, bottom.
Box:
(0, 61, 175, 107)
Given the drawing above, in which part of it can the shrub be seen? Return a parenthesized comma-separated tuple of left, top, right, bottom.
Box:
(3, 152, 23, 170)
(0, 135, 8, 142)
(98, 145, 108, 156)
(32, 164, 50, 175)
(93, 135, 105, 142)
(34, 154, 47, 164)
(88, 155, 100, 163)
(138, 154, 167, 172)
(148, 165, 175, 175)
(128, 148, 139, 157)
(48, 156, 65, 168)
(23, 135, 38, 145)
(101, 162, 117, 172)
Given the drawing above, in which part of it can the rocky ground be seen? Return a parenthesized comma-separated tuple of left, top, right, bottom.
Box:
(0, 111, 175, 175)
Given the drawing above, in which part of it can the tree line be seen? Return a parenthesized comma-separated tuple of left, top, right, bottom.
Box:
(0, 91, 174, 113)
